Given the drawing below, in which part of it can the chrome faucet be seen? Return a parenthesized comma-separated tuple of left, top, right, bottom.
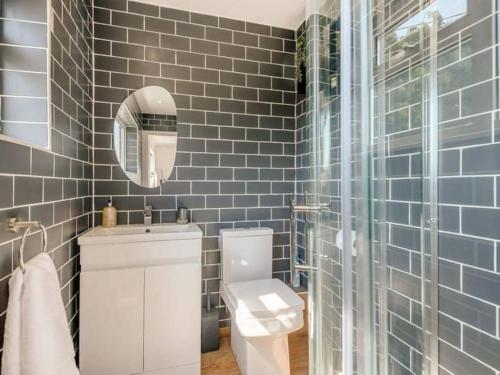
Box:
(144, 205, 152, 225)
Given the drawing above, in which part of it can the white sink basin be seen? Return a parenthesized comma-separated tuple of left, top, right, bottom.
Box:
(78, 223, 202, 270)
(78, 223, 202, 245)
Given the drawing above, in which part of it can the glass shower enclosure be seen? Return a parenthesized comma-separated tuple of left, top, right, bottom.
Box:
(303, 0, 500, 374)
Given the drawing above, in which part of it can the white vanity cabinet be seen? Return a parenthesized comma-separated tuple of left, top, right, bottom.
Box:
(78, 224, 202, 375)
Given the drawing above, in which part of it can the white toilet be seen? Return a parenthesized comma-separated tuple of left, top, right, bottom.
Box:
(219, 228, 305, 375)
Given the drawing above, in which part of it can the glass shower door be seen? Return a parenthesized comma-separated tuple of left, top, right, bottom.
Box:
(370, 1, 500, 374)
(308, 1, 444, 374)
(371, 3, 432, 372)
(306, 0, 435, 370)
(306, 0, 500, 374)
(306, 0, 366, 373)
(306, 0, 345, 373)
(433, 1, 500, 373)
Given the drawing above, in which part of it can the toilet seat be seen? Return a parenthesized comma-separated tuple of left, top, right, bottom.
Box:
(221, 279, 304, 337)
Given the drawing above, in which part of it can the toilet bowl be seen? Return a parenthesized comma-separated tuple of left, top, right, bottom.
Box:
(219, 228, 305, 375)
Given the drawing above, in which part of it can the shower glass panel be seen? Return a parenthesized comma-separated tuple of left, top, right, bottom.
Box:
(370, 0, 500, 373)
(368, 0, 500, 375)
(372, 1, 432, 373)
(306, 0, 500, 374)
(306, 0, 373, 373)
(434, 1, 500, 374)
(305, 0, 350, 374)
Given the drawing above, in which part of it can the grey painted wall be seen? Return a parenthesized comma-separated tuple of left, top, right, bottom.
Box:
(92, 0, 297, 324)
(0, 0, 93, 355)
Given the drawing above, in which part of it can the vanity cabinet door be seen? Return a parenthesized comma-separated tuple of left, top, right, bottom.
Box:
(80, 268, 144, 375)
(143, 262, 201, 372)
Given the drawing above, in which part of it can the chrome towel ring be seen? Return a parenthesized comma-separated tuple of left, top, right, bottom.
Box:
(8, 218, 48, 273)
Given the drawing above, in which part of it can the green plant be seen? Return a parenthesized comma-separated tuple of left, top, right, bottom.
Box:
(295, 34, 307, 83)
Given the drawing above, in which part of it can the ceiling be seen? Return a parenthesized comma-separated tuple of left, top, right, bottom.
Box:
(133, 0, 306, 30)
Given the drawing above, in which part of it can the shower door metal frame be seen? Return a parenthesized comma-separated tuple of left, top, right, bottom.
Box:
(353, 0, 378, 373)
(307, 0, 325, 373)
(340, 0, 355, 373)
(422, 5, 440, 374)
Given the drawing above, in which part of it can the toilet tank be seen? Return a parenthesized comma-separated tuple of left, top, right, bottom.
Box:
(221, 228, 273, 284)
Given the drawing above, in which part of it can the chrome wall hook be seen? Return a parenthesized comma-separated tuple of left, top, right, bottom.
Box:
(8, 218, 43, 233)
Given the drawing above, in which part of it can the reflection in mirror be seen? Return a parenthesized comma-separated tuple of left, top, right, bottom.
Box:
(114, 86, 177, 188)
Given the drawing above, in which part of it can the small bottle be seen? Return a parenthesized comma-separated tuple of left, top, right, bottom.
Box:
(102, 200, 117, 228)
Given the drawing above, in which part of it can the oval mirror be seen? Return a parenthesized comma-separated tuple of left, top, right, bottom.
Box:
(113, 86, 177, 188)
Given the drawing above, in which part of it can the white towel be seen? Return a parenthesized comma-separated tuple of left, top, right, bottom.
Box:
(2, 267, 23, 375)
(2, 254, 79, 375)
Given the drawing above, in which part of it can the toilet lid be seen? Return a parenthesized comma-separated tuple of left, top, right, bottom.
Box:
(226, 279, 305, 320)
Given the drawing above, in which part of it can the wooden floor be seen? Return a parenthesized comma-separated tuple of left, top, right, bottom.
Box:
(201, 294, 309, 375)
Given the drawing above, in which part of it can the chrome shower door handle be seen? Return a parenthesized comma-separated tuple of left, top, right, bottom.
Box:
(290, 200, 301, 284)
(290, 197, 326, 283)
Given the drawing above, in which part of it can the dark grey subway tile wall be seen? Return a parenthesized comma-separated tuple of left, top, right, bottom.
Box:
(0, 0, 93, 355)
(93, 0, 297, 325)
